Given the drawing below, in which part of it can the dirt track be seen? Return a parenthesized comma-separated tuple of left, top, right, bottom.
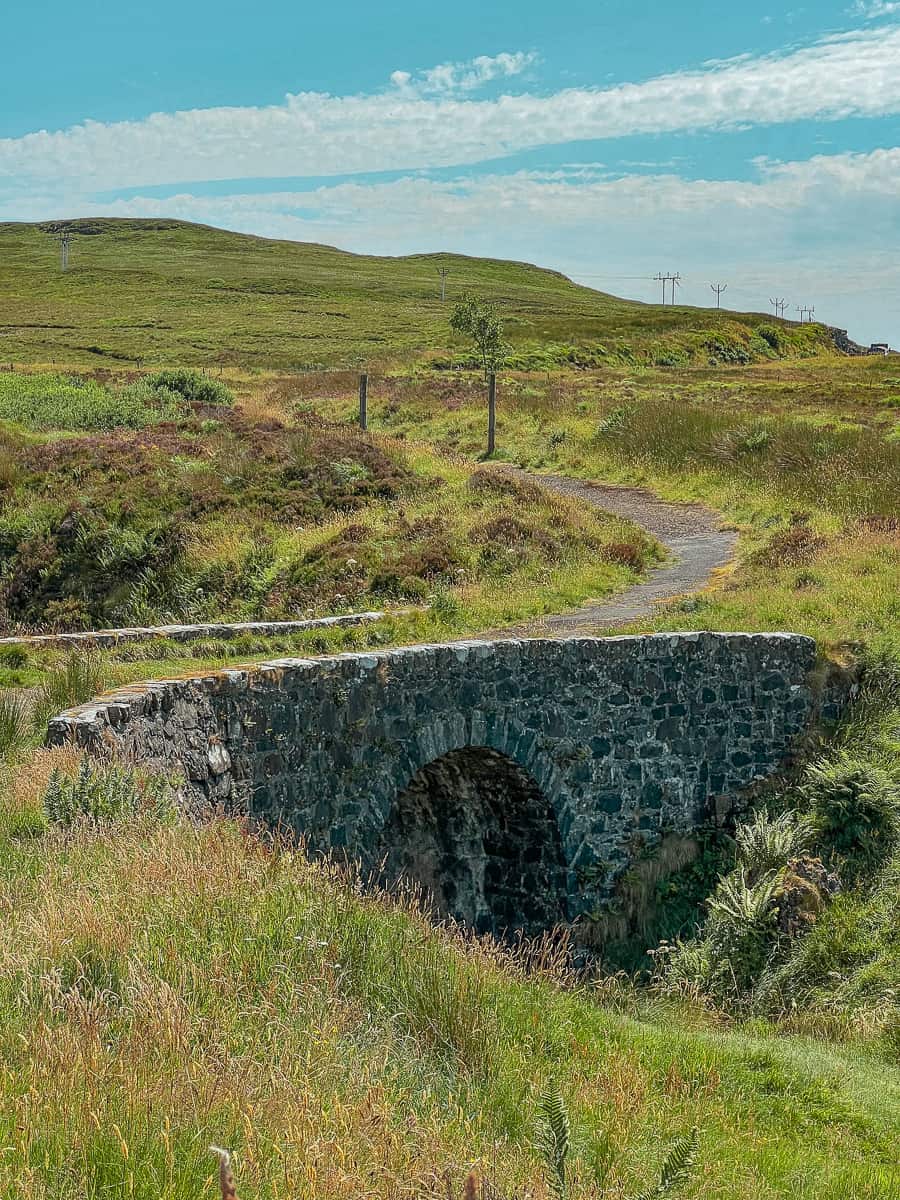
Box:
(498, 470, 737, 636)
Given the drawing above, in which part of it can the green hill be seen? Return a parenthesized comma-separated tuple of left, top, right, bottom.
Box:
(0, 218, 831, 369)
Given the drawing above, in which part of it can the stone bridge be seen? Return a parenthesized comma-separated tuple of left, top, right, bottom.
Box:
(48, 633, 829, 935)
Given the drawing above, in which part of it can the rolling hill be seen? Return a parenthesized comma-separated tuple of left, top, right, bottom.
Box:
(0, 218, 833, 369)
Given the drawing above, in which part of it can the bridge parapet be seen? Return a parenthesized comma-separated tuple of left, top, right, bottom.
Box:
(48, 633, 827, 931)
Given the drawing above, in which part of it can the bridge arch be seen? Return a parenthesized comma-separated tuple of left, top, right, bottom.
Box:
(378, 743, 568, 936)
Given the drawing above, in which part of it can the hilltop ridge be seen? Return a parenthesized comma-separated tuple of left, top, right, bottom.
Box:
(0, 218, 833, 369)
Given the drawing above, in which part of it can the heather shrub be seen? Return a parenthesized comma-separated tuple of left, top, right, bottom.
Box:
(146, 368, 233, 406)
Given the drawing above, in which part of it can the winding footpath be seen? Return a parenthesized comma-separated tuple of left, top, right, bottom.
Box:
(0, 475, 736, 649)
(502, 470, 737, 636)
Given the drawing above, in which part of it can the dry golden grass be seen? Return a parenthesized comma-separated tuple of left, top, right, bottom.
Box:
(0, 750, 896, 1199)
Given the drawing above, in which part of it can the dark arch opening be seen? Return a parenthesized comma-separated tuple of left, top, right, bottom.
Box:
(376, 746, 568, 937)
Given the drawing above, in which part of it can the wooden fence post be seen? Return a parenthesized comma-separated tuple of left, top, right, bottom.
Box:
(487, 372, 496, 456)
(359, 372, 368, 431)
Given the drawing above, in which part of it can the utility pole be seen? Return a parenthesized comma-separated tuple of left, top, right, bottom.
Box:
(437, 266, 449, 302)
(797, 305, 815, 324)
(487, 373, 496, 456)
(770, 297, 788, 318)
(654, 271, 681, 305)
(710, 282, 727, 309)
(358, 373, 368, 431)
(58, 231, 71, 272)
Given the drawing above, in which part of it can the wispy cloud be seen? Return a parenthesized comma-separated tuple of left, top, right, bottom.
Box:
(9, 147, 895, 261)
(389, 51, 538, 94)
(851, 2, 900, 18)
(4, 147, 897, 339)
(2, 27, 900, 195)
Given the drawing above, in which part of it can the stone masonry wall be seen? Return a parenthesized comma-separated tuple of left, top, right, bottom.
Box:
(47, 632, 824, 922)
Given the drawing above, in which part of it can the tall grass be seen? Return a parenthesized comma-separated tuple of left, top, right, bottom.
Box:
(0, 692, 30, 758)
(32, 651, 109, 726)
(0, 372, 185, 431)
(0, 772, 896, 1199)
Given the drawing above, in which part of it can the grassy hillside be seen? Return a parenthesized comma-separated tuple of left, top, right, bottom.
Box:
(0, 764, 897, 1200)
(0, 219, 832, 369)
(0, 228, 897, 1199)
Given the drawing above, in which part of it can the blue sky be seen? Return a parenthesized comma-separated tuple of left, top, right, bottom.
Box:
(2, 0, 899, 341)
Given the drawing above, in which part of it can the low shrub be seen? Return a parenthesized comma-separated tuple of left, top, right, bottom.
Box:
(803, 753, 900, 881)
(703, 336, 752, 366)
(146, 368, 233, 406)
(756, 324, 784, 351)
(749, 515, 828, 568)
(466, 468, 545, 504)
(0, 372, 185, 431)
(601, 541, 645, 571)
(0, 645, 29, 670)
(43, 758, 175, 827)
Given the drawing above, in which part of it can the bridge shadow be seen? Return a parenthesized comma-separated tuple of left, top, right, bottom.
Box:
(376, 746, 568, 938)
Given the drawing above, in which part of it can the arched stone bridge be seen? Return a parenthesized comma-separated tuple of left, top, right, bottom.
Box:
(49, 633, 829, 935)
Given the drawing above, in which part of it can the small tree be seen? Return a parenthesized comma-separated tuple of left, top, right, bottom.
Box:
(450, 295, 508, 378)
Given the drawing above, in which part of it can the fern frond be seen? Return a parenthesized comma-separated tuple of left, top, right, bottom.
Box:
(632, 1126, 699, 1200)
(736, 810, 813, 878)
(535, 1080, 570, 1200)
(708, 868, 781, 925)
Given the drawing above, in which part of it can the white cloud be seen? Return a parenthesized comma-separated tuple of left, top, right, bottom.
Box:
(851, 2, 900, 18)
(3, 28, 900, 193)
(390, 51, 539, 94)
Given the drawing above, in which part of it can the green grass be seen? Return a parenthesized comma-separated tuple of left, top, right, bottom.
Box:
(0, 260, 897, 1199)
(0, 218, 834, 369)
(0, 371, 186, 431)
(304, 363, 899, 652)
(0, 775, 896, 1200)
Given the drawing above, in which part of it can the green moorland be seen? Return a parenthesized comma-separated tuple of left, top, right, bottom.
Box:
(0, 225, 897, 1199)
(0, 368, 655, 637)
(0, 218, 832, 369)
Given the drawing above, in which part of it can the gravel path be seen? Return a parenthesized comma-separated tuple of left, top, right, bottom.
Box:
(497, 470, 737, 636)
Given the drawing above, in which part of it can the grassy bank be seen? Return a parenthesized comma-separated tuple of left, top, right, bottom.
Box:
(0, 762, 896, 1200)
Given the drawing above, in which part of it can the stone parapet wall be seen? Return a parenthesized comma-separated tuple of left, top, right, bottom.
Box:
(48, 632, 827, 920)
